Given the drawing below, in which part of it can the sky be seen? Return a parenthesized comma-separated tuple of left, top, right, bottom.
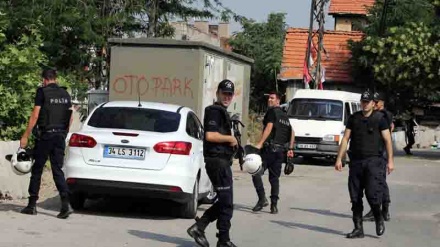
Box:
(217, 0, 335, 33)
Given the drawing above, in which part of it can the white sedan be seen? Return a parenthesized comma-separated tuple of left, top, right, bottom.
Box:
(64, 101, 215, 218)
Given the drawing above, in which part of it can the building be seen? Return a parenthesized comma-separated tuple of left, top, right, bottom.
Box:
(329, 0, 375, 31)
(278, 0, 376, 100)
(170, 21, 231, 51)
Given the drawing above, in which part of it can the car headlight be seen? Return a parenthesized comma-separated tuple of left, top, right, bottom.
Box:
(323, 134, 340, 142)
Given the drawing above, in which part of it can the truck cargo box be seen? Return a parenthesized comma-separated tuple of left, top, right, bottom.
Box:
(108, 38, 253, 144)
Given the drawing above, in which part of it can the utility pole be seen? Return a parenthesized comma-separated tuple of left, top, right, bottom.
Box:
(304, 0, 329, 90)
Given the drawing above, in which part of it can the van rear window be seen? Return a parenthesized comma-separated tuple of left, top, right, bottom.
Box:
(288, 99, 343, 121)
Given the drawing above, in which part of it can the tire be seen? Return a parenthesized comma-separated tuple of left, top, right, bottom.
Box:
(200, 185, 217, 204)
(180, 179, 199, 219)
(70, 192, 86, 210)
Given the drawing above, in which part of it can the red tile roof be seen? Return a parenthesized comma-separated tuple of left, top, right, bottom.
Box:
(329, 0, 376, 15)
(279, 28, 363, 83)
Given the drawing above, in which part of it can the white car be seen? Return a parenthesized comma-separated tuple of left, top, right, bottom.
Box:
(64, 101, 215, 218)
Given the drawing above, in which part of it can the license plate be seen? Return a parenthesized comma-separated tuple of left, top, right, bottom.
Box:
(297, 144, 317, 149)
(103, 145, 147, 160)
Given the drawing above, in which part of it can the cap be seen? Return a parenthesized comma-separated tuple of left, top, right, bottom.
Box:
(361, 90, 374, 101)
(373, 92, 385, 101)
(217, 79, 234, 93)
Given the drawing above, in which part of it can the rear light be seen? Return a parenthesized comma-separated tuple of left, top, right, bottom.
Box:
(153, 142, 192, 155)
(69, 133, 97, 148)
(112, 132, 139, 137)
(66, 178, 76, 184)
(169, 186, 182, 192)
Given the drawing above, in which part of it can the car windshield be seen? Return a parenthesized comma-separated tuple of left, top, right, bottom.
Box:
(287, 98, 343, 121)
(87, 107, 181, 133)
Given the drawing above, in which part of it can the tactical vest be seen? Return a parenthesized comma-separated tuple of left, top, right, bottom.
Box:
(203, 104, 234, 157)
(37, 84, 71, 131)
(266, 107, 292, 145)
(349, 111, 385, 159)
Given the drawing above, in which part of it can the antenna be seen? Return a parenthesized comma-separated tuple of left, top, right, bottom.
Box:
(137, 81, 142, 107)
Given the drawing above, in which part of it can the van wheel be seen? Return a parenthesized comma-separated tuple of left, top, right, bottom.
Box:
(180, 179, 199, 219)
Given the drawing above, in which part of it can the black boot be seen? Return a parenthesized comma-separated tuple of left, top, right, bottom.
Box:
(372, 205, 385, 236)
(252, 197, 268, 212)
(362, 210, 374, 221)
(346, 218, 364, 239)
(21, 206, 37, 215)
(382, 204, 390, 221)
(270, 202, 278, 214)
(187, 217, 210, 247)
(217, 241, 237, 247)
(57, 197, 73, 219)
(21, 198, 37, 215)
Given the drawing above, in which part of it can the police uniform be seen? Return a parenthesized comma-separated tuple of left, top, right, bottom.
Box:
(404, 116, 416, 155)
(21, 83, 73, 218)
(187, 80, 237, 247)
(363, 104, 393, 222)
(252, 106, 292, 213)
(345, 92, 390, 238)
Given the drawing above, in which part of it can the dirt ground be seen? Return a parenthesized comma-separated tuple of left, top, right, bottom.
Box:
(1, 167, 58, 205)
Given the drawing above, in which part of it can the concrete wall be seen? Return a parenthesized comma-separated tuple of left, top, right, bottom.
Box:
(392, 126, 440, 150)
(0, 108, 82, 200)
(171, 22, 221, 47)
(0, 141, 30, 199)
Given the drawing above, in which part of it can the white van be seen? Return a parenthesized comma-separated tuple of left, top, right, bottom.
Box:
(286, 89, 361, 163)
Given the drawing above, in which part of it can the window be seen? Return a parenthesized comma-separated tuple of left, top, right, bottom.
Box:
(87, 107, 181, 133)
(350, 102, 357, 113)
(186, 113, 203, 139)
(344, 102, 350, 125)
(287, 99, 343, 121)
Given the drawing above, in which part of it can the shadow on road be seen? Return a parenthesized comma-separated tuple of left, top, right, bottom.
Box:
(394, 149, 440, 161)
(128, 230, 194, 247)
(271, 220, 379, 239)
(293, 157, 334, 167)
(0, 201, 23, 212)
(36, 195, 180, 220)
(290, 207, 351, 219)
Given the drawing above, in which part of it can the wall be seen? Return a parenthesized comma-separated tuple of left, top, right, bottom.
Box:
(171, 22, 220, 47)
(109, 46, 202, 115)
(335, 17, 353, 31)
(0, 141, 30, 199)
(393, 126, 440, 150)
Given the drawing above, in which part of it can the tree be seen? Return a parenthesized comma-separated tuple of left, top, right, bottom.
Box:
(0, 12, 47, 140)
(349, 0, 440, 113)
(228, 13, 287, 112)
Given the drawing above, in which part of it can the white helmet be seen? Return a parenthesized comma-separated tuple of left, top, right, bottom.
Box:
(243, 153, 263, 175)
(10, 148, 33, 175)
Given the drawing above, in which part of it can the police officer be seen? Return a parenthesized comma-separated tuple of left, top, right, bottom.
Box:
(252, 92, 295, 214)
(363, 92, 394, 222)
(187, 79, 238, 247)
(335, 90, 394, 238)
(19, 68, 73, 219)
(403, 113, 416, 155)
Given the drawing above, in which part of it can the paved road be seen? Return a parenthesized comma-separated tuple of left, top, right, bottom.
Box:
(0, 150, 439, 247)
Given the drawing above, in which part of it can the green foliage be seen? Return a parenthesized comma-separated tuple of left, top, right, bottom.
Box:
(0, 13, 47, 140)
(228, 13, 287, 111)
(350, 0, 440, 112)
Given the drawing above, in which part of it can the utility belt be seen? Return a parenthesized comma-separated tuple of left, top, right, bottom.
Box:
(347, 150, 381, 161)
(33, 126, 67, 139)
(205, 152, 234, 161)
(263, 141, 288, 153)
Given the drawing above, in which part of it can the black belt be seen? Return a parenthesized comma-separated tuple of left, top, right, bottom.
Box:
(205, 153, 233, 160)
